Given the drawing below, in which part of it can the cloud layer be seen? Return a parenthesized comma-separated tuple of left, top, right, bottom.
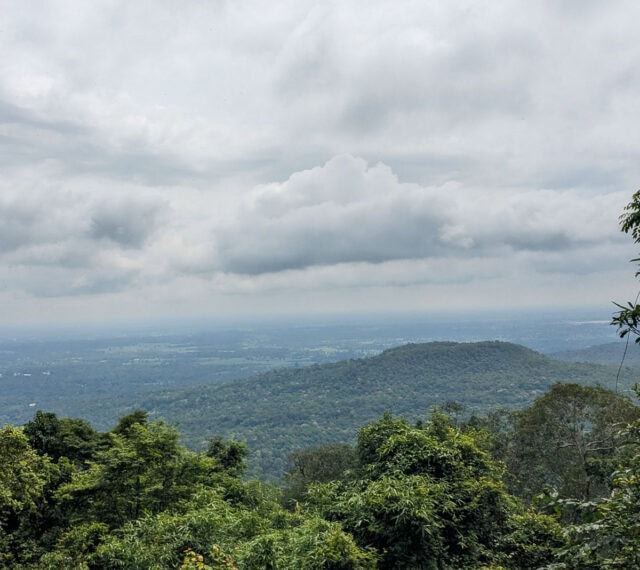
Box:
(1, 1, 639, 323)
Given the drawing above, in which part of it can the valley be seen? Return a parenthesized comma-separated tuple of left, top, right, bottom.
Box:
(1, 313, 635, 478)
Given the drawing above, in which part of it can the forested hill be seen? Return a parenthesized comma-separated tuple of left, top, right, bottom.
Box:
(141, 340, 625, 478)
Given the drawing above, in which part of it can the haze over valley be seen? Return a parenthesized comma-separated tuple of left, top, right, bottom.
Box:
(2, 310, 634, 478)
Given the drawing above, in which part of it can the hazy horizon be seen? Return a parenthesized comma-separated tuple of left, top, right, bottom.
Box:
(0, 305, 619, 348)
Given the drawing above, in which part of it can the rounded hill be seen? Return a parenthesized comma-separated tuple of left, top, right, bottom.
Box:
(142, 341, 619, 478)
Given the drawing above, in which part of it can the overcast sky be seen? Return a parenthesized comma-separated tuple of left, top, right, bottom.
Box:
(2, 1, 640, 327)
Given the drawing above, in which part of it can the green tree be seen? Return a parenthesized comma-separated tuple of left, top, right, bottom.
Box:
(552, 191, 640, 567)
(557, 419, 640, 569)
(23, 410, 101, 465)
(0, 426, 51, 521)
(498, 511, 564, 569)
(37, 521, 109, 569)
(0, 426, 53, 567)
(612, 189, 640, 341)
(57, 418, 219, 528)
(112, 409, 149, 435)
(308, 411, 561, 569)
(283, 443, 357, 506)
(206, 436, 248, 477)
(78, 485, 375, 570)
(508, 383, 640, 501)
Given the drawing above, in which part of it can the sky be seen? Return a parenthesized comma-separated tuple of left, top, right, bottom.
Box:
(2, 1, 640, 327)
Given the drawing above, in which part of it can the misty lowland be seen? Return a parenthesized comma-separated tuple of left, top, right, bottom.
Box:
(0, 318, 632, 480)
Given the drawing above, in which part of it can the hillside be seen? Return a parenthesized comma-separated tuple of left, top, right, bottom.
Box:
(140, 341, 627, 478)
(551, 341, 640, 368)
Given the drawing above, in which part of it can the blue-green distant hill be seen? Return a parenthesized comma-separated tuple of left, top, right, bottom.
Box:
(551, 341, 640, 368)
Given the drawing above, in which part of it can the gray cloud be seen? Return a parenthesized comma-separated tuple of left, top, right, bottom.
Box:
(338, 28, 537, 134)
(0, 170, 168, 296)
(0, 201, 46, 254)
(213, 155, 624, 275)
(89, 199, 163, 248)
(0, 99, 215, 186)
(214, 156, 444, 274)
(0, 178, 165, 256)
(1, 1, 639, 322)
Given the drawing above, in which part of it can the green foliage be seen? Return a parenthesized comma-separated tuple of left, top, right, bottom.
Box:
(57, 418, 219, 528)
(206, 436, 248, 477)
(0, 426, 54, 567)
(6, 395, 634, 569)
(555, 421, 640, 568)
(0, 426, 51, 522)
(548, 191, 640, 566)
(7, 406, 375, 569)
(310, 475, 449, 569)
(23, 411, 101, 465)
(307, 412, 554, 570)
(91, 493, 236, 569)
(507, 383, 640, 501)
(278, 517, 377, 569)
(461, 408, 514, 464)
(181, 547, 238, 570)
(37, 522, 109, 569)
(498, 512, 565, 569)
(356, 412, 409, 469)
(237, 517, 376, 570)
(112, 409, 149, 435)
(283, 443, 357, 507)
(620, 189, 640, 241)
(611, 301, 640, 343)
(82, 487, 374, 570)
(612, 190, 640, 342)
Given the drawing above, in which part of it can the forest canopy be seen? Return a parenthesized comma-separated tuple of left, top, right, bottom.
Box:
(1, 382, 639, 569)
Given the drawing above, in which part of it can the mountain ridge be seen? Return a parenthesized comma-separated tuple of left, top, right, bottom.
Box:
(551, 340, 640, 367)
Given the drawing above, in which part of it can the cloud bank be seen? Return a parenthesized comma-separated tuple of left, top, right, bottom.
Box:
(215, 155, 624, 275)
